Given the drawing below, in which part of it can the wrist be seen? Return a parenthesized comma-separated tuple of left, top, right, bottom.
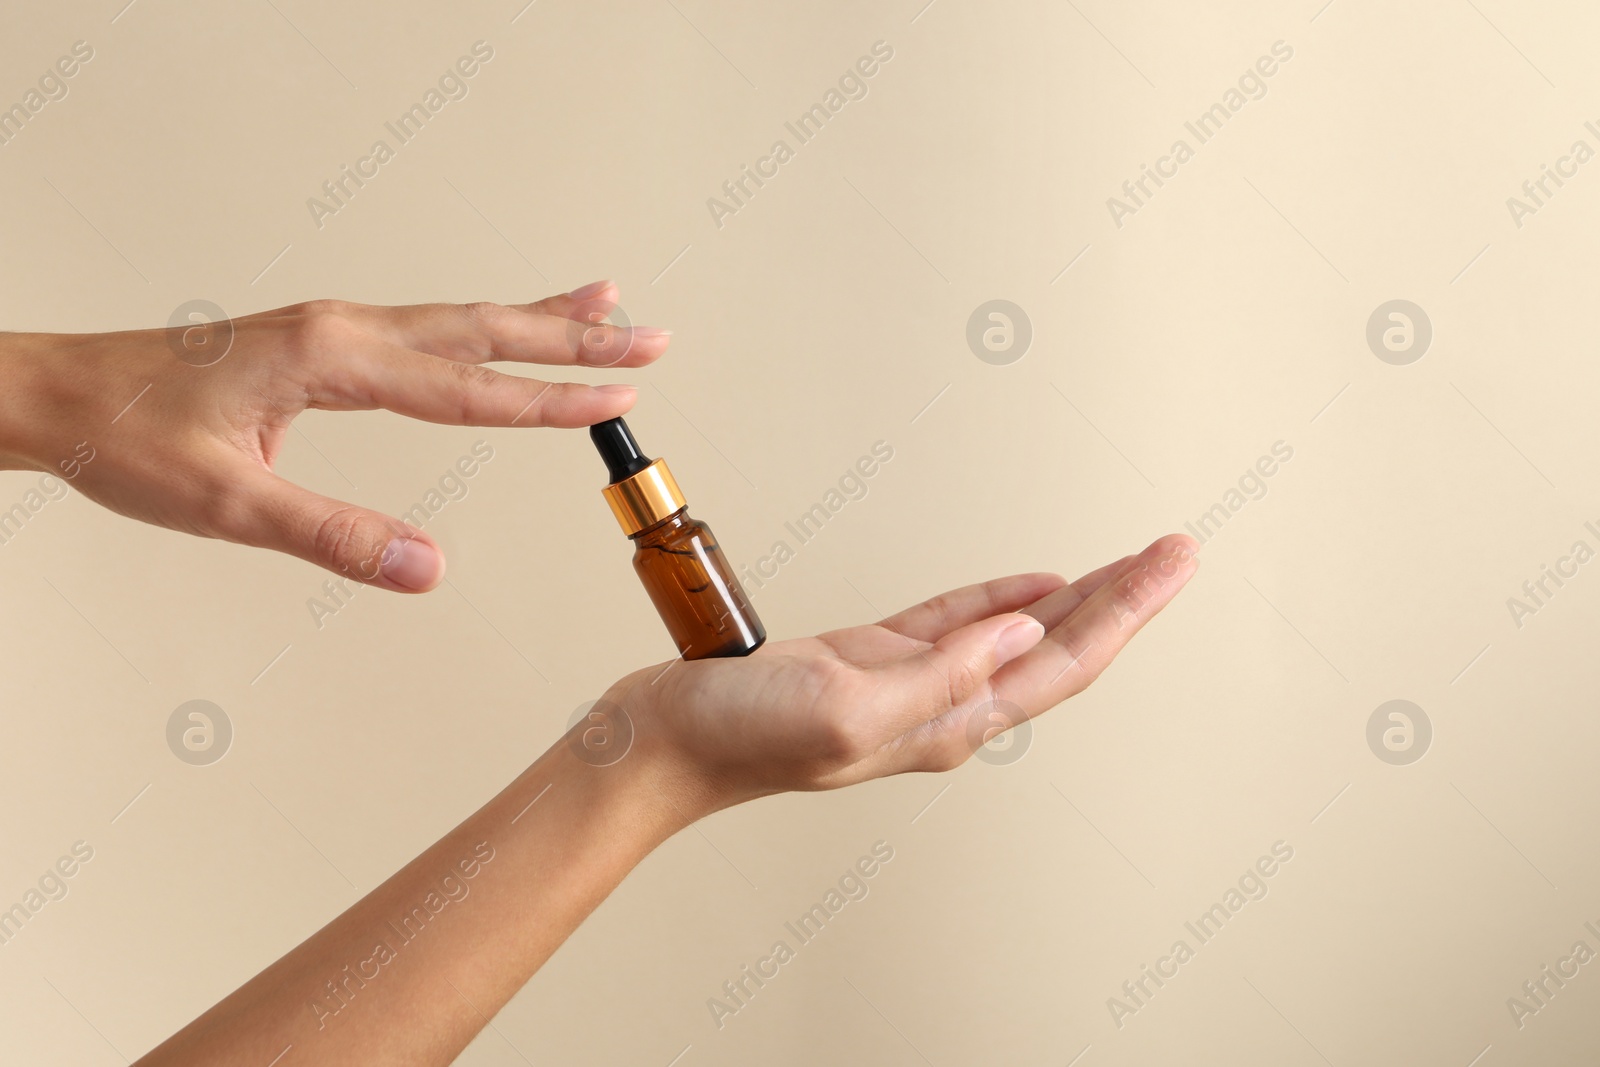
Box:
(492, 705, 730, 861)
(571, 710, 732, 835)
(599, 676, 755, 823)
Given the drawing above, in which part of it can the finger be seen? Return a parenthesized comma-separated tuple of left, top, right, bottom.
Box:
(1070, 553, 1140, 598)
(877, 573, 1068, 644)
(994, 533, 1199, 714)
(513, 279, 617, 320)
(869, 612, 1047, 736)
(336, 299, 669, 370)
(321, 338, 638, 428)
(1018, 551, 1144, 631)
(878, 538, 1195, 775)
(211, 465, 447, 593)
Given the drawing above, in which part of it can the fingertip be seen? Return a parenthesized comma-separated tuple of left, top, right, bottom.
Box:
(626, 328, 671, 368)
(378, 535, 446, 592)
(1109, 537, 1200, 615)
(517, 382, 638, 429)
(628, 327, 673, 353)
(558, 383, 636, 427)
(566, 279, 615, 301)
(1144, 532, 1199, 562)
(519, 281, 618, 328)
(994, 613, 1047, 663)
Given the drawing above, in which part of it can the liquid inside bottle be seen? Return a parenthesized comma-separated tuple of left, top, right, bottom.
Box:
(632, 509, 765, 659)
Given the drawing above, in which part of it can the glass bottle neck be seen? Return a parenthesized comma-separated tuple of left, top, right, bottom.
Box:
(630, 506, 690, 542)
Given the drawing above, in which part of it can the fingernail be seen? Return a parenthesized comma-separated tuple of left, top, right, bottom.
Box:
(596, 384, 636, 397)
(567, 279, 613, 300)
(630, 327, 672, 339)
(380, 537, 443, 591)
(995, 617, 1046, 661)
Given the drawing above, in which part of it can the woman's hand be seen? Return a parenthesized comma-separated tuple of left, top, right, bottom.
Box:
(0, 281, 665, 591)
(133, 537, 1196, 1067)
(605, 533, 1200, 815)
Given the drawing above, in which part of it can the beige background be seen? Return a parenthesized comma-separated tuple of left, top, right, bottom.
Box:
(2, 0, 1598, 1063)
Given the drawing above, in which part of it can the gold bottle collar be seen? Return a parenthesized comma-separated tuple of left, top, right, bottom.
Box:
(601, 458, 687, 536)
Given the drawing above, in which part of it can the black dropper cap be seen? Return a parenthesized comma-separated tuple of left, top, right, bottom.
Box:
(590, 417, 653, 484)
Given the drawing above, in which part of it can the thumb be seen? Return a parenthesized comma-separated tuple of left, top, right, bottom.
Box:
(879, 611, 1046, 731)
(220, 465, 446, 592)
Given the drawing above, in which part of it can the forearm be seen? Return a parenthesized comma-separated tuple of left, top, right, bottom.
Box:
(135, 727, 711, 1066)
(0, 331, 60, 472)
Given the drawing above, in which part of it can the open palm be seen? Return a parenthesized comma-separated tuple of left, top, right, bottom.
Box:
(609, 534, 1199, 809)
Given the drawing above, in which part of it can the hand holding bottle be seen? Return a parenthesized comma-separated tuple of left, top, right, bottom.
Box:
(0, 282, 666, 591)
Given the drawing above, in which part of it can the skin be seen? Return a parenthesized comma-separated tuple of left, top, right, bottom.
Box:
(0, 280, 666, 590)
(0, 288, 1200, 1063)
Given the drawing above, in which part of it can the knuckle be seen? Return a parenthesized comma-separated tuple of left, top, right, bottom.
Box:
(943, 656, 981, 709)
(309, 506, 368, 568)
(579, 324, 632, 367)
(1063, 642, 1106, 693)
(295, 298, 350, 318)
(517, 379, 563, 423)
(923, 738, 971, 773)
(578, 323, 614, 349)
(1080, 662, 1109, 691)
(814, 708, 859, 763)
(812, 664, 868, 762)
(193, 472, 255, 542)
(919, 593, 954, 627)
(445, 361, 509, 421)
(291, 304, 357, 358)
(461, 301, 507, 326)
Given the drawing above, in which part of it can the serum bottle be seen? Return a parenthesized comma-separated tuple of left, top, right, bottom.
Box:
(590, 417, 766, 660)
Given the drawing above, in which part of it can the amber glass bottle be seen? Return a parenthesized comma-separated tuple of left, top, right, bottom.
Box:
(590, 418, 765, 660)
